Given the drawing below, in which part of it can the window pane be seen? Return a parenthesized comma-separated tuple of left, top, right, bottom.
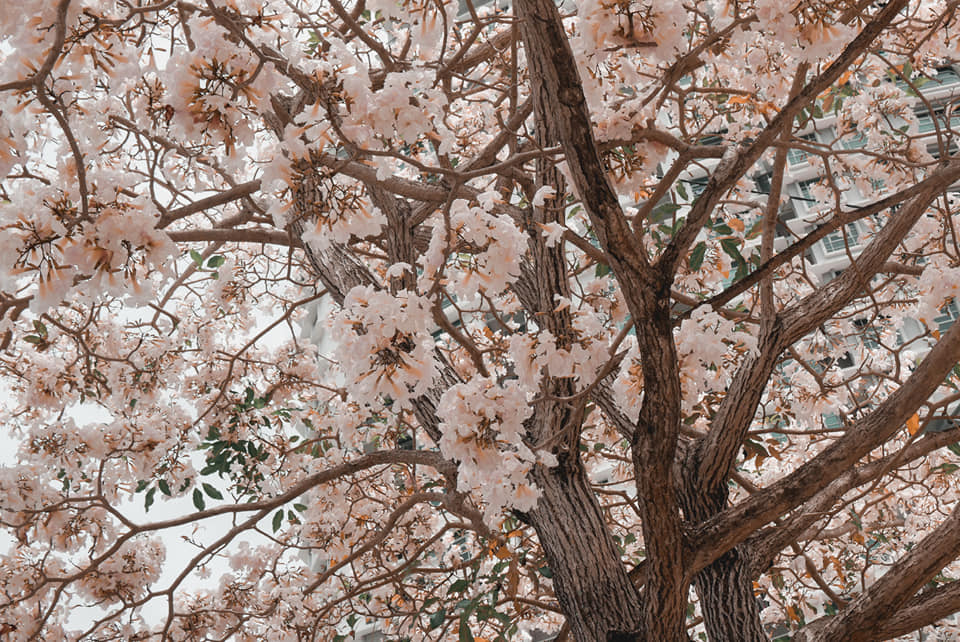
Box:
(822, 224, 860, 254)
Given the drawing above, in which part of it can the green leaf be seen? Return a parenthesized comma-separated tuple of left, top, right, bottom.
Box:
(937, 463, 960, 474)
(720, 237, 746, 266)
(206, 255, 225, 268)
(189, 249, 203, 266)
(23, 335, 44, 344)
(537, 565, 553, 578)
(272, 509, 284, 532)
(135, 480, 149, 493)
(772, 571, 785, 589)
(448, 578, 470, 594)
(688, 241, 707, 271)
(428, 607, 447, 630)
(676, 182, 688, 201)
(145, 487, 157, 511)
(475, 605, 510, 625)
(202, 483, 223, 500)
(158, 479, 171, 496)
(458, 613, 475, 642)
(948, 443, 960, 457)
(33, 320, 47, 337)
(651, 202, 682, 221)
(192, 487, 206, 511)
(711, 222, 733, 236)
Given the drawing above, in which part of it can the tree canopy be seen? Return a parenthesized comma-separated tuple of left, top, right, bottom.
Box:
(3, 0, 960, 640)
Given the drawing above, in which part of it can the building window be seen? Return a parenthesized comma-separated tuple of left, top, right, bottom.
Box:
(795, 178, 820, 204)
(823, 414, 844, 429)
(787, 133, 818, 166)
(687, 177, 709, 197)
(915, 107, 960, 134)
(934, 300, 959, 334)
(822, 223, 860, 254)
(836, 351, 855, 369)
(853, 317, 881, 349)
(934, 67, 960, 84)
(841, 131, 867, 149)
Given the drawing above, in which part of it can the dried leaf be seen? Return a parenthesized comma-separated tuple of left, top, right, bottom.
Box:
(907, 413, 920, 435)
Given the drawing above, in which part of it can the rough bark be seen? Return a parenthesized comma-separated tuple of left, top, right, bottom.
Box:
(511, 12, 645, 638)
(515, 1, 692, 636)
(282, 4, 955, 640)
(745, 426, 960, 579)
(875, 581, 960, 640)
(524, 452, 643, 642)
(291, 169, 461, 447)
(680, 483, 768, 642)
(628, 284, 689, 642)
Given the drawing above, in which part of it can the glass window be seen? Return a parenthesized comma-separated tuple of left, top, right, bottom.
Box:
(787, 133, 817, 166)
(853, 317, 880, 349)
(933, 300, 959, 334)
(841, 131, 867, 149)
(933, 67, 960, 86)
(823, 414, 844, 429)
(687, 177, 709, 197)
(796, 178, 819, 203)
(822, 223, 860, 254)
(916, 108, 960, 134)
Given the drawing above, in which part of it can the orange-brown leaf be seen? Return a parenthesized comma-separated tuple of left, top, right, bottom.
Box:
(907, 413, 920, 435)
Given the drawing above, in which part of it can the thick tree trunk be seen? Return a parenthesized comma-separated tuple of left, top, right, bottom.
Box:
(524, 452, 643, 642)
(695, 547, 767, 641)
(681, 477, 768, 642)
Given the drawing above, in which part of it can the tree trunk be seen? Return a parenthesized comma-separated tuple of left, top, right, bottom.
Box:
(695, 546, 768, 642)
(524, 451, 643, 642)
(681, 477, 768, 642)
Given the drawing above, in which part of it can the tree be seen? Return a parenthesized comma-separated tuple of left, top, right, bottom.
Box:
(2, 0, 960, 639)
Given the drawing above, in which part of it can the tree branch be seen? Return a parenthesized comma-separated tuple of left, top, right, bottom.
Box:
(800, 503, 960, 641)
(658, 0, 908, 276)
(690, 313, 960, 575)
